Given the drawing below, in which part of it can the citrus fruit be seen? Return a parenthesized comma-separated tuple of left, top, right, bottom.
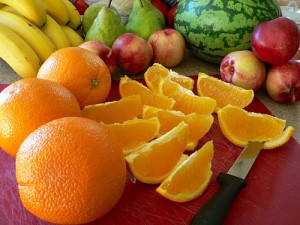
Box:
(37, 47, 111, 109)
(197, 72, 254, 111)
(16, 117, 126, 224)
(156, 141, 214, 202)
(142, 105, 214, 150)
(217, 105, 287, 147)
(103, 118, 160, 155)
(158, 78, 216, 115)
(144, 63, 194, 92)
(0, 78, 81, 157)
(82, 95, 143, 124)
(125, 122, 189, 184)
(119, 75, 175, 110)
(263, 126, 295, 150)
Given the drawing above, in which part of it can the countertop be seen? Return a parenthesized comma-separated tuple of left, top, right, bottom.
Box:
(0, 50, 299, 143)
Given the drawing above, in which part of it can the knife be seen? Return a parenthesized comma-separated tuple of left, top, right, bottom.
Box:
(190, 141, 264, 225)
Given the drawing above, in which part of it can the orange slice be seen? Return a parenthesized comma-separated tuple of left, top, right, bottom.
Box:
(156, 141, 214, 202)
(142, 105, 214, 150)
(104, 118, 160, 155)
(158, 78, 216, 115)
(82, 95, 143, 124)
(125, 122, 189, 184)
(119, 75, 175, 110)
(263, 126, 295, 150)
(197, 72, 254, 111)
(217, 105, 286, 147)
(144, 63, 194, 92)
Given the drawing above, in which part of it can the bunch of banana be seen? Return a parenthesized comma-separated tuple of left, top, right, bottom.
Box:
(0, 0, 84, 79)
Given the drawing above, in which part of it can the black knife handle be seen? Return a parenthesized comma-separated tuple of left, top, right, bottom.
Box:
(190, 173, 247, 225)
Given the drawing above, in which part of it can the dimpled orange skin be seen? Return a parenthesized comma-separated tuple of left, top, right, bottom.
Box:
(37, 47, 112, 109)
(0, 78, 82, 157)
(16, 117, 127, 225)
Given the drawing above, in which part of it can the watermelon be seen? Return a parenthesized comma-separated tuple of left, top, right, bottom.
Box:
(174, 0, 282, 64)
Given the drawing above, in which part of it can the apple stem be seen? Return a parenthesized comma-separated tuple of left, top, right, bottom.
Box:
(108, 0, 112, 8)
(290, 87, 297, 102)
(139, 0, 144, 7)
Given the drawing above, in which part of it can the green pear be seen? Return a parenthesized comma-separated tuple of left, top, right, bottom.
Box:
(131, 0, 165, 27)
(85, 5, 126, 47)
(82, 3, 106, 34)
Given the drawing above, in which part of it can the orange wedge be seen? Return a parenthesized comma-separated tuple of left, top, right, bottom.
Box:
(263, 126, 295, 150)
(197, 72, 254, 111)
(156, 141, 214, 202)
(217, 105, 286, 147)
(104, 118, 160, 155)
(142, 105, 214, 150)
(125, 122, 189, 184)
(82, 95, 143, 124)
(144, 63, 194, 92)
(119, 75, 175, 110)
(158, 78, 216, 115)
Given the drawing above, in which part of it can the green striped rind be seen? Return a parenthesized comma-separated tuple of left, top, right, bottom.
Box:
(174, 0, 282, 64)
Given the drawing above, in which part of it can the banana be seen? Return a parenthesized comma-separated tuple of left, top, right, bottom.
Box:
(0, 23, 41, 78)
(0, 5, 22, 15)
(0, 11, 56, 62)
(41, 0, 70, 25)
(41, 15, 71, 49)
(61, 0, 81, 29)
(60, 25, 84, 47)
(0, 0, 47, 27)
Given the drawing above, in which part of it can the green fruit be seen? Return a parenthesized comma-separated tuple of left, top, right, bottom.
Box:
(174, 0, 282, 64)
(82, 3, 106, 34)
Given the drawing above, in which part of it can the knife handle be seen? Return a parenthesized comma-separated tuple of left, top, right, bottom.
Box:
(189, 173, 247, 225)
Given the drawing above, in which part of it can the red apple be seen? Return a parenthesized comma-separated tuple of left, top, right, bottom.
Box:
(112, 33, 153, 75)
(151, 0, 169, 19)
(148, 28, 186, 67)
(167, 5, 177, 28)
(74, 0, 89, 15)
(266, 60, 300, 103)
(79, 40, 116, 74)
(251, 17, 300, 65)
(220, 50, 266, 91)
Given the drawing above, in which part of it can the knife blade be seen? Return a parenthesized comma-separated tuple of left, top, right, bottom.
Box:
(190, 141, 264, 225)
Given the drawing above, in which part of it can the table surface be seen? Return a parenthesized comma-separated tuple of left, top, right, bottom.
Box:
(0, 50, 299, 143)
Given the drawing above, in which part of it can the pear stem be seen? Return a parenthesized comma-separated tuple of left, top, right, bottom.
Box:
(108, 0, 112, 8)
(139, 0, 144, 7)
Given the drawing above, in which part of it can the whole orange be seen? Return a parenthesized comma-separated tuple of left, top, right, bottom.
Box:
(16, 117, 127, 224)
(37, 47, 112, 109)
(0, 78, 82, 157)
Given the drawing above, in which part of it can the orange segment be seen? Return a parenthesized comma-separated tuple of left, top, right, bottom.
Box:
(156, 141, 214, 202)
(119, 75, 175, 110)
(142, 105, 214, 150)
(217, 105, 286, 147)
(263, 126, 295, 150)
(197, 72, 254, 111)
(125, 122, 189, 184)
(158, 78, 216, 115)
(82, 95, 143, 124)
(103, 118, 160, 155)
(144, 63, 194, 92)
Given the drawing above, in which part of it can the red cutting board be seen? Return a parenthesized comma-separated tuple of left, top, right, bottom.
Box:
(0, 77, 299, 225)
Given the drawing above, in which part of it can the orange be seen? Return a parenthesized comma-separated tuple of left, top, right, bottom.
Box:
(217, 105, 287, 147)
(103, 118, 160, 156)
(197, 72, 254, 111)
(142, 105, 214, 150)
(263, 126, 295, 150)
(0, 78, 81, 157)
(158, 78, 216, 115)
(16, 117, 126, 224)
(125, 122, 189, 184)
(82, 95, 143, 124)
(144, 63, 194, 92)
(156, 141, 214, 202)
(119, 75, 175, 110)
(37, 47, 111, 109)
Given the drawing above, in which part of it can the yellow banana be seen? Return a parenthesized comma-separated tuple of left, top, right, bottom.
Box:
(61, 0, 81, 29)
(41, 15, 71, 49)
(60, 25, 84, 47)
(0, 11, 56, 62)
(41, 0, 70, 25)
(0, 23, 41, 78)
(0, 0, 47, 27)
